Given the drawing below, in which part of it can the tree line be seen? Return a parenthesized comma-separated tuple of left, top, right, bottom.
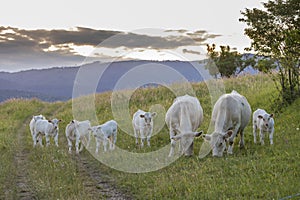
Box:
(205, 0, 299, 107)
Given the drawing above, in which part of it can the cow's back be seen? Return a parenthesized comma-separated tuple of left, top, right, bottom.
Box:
(212, 92, 251, 131)
(231, 92, 251, 129)
(166, 95, 203, 133)
(101, 120, 118, 135)
(35, 120, 51, 133)
(75, 120, 91, 134)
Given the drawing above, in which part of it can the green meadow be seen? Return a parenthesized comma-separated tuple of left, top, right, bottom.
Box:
(0, 74, 299, 199)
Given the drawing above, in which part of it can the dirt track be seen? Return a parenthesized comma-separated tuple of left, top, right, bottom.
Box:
(12, 107, 132, 200)
(75, 153, 132, 200)
(15, 117, 38, 200)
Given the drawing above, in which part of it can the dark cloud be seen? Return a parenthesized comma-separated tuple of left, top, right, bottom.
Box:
(182, 49, 201, 55)
(165, 29, 189, 33)
(0, 26, 221, 71)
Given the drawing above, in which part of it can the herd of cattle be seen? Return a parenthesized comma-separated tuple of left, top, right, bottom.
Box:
(29, 90, 275, 157)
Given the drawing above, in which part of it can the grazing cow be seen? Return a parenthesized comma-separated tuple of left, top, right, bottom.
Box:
(65, 120, 91, 154)
(34, 118, 62, 147)
(29, 114, 46, 146)
(165, 95, 203, 157)
(253, 109, 275, 145)
(202, 90, 251, 157)
(132, 110, 157, 148)
(89, 120, 118, 153)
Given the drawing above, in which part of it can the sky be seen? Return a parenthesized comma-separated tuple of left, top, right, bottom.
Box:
(0, 0, 267, 72)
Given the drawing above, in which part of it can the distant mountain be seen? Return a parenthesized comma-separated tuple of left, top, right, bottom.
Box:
(0, 60, 258, 103)
(0, 89, 68, 103)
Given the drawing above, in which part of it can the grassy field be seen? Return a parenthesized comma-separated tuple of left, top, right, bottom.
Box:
(0, 74, 299, 199)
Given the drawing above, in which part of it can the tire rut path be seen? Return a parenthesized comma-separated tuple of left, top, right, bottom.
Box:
(75, 153, 132, 200)
(14, 103, 132, 200)
(14, 114, 41, 199)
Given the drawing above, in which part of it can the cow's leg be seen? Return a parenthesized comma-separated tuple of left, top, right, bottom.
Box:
(227, 126, 239, 154)
(239, 129, 245, 148)
(75, 136, 80, 154)
(84, 133, 90, 149)
(112, 132, 117, 150)
(134, 128, 139, 145)
(259, 128, 265, 145)
(168, 128, 176, 157)
(45, 134, 50, 147)
(269, 128, 274, 145)
(253, 124, 257, 144)
(54, 134, 59, 147)
(67, 137, 73, 153)
(140, 129, 145, 148)
(103, 138, 108, 152)
(38, 135, 44, 147)
(79, 140, 84, 152)
(109, 136, 113, 150)
(147, 127, 153, 147)
(95, 138, 100, 154)
(33, 133, 37, 147)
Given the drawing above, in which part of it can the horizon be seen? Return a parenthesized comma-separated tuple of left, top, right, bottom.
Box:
(0, 0, 266, 72)
(0, 59, 205, 73)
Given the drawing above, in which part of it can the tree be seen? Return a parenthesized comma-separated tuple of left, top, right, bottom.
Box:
(205, 44, 255, 78)
(240, 0, 300, 104)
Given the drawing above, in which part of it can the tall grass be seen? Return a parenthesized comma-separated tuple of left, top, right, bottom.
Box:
(0, 99, 102, 199)
(0, 74, 299, 199)
(82, 74, 299, 199)
(0, 99, 45, 198)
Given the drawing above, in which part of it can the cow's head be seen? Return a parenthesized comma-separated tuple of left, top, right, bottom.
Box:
(171, 131, 203, 156)
(202, 130, 233, 157)
(140, 112, 157, 126)
(48, 118, 62, 130)
(258, 113, 274, 128)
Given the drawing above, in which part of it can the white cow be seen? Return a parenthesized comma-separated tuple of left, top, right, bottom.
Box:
(132, 110, 157, 148)
(253, 109, 275, 145)
(29, 114, 46, 146)
(65, 120, 91, 154)
(202, 90, 251, 157)
(165, 95, 203, 157)
(34, 118, 61, 147)
(89, 120, 118, 153)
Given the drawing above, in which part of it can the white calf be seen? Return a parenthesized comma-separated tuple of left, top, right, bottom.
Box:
(132, 110, 157, 148)
(89, 120, 118, 154)
(65, 120, 91, 154)
(34, 118, 61, 147)
(253, 109, 275, 145)
(29, 114, 46, 146)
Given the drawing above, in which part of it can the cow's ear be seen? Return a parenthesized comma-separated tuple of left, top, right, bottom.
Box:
(151, 112, 157, 117)
(202, 134, 211, 141)
(48, 120, 52, 123)
(258, 115, 263, 119)
(59, 119, 62, 122)
(140, 114, 145, 118)
(224, 130, 233, 139)
(269, 113, 274, 118)
(194, 131, 203, 137)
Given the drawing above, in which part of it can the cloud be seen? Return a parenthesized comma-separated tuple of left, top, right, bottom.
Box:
(0, 26, 222, 71)
(182, 49, 201, 55)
